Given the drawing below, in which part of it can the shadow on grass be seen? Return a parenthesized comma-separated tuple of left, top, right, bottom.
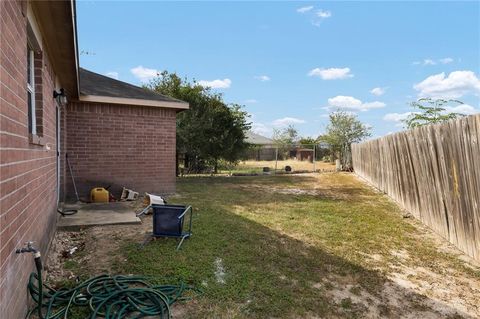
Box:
(119, 175, 470, 318)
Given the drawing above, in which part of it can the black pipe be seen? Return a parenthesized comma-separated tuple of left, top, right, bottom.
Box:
(15, 242, 42, 273)
(57, 154, 78, 216)
(16, 242, 43, 318)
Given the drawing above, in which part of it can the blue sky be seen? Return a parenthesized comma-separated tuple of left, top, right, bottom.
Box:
(77, 1, 480, 139)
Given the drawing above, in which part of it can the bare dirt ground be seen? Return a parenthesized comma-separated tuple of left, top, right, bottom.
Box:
(45, 201, 150, 282)
(44, 173, 480, 318)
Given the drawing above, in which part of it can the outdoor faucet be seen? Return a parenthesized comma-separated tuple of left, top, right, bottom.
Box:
(16, 241, 39, 254)
(16, 241, 42, 271)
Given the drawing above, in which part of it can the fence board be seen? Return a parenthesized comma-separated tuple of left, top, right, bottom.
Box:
(352, 114, 480, 261)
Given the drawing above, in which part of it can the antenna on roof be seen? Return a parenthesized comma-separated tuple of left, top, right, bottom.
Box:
(80, 49, 96, 56)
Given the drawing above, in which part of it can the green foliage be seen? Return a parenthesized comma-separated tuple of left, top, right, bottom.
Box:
(298, 137, 317, 145)
(272, 125, 300, 160)
(272, 125, 299, 145)
(403, 98, 466, 129)
(319, 111, 371, 169)
(147, 71, 251, 173)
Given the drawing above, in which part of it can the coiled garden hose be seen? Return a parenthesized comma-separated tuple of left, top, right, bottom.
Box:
(27, 272, 197, 318)
(19, 243, 199, 318)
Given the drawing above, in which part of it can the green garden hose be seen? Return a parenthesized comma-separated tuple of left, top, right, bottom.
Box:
(26, 269, 198, 318)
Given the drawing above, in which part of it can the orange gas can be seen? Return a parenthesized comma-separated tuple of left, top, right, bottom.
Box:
(90, 188, 109, 203)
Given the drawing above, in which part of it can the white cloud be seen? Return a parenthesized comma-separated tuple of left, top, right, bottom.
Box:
(444, 104, 479, 115)
(370, 87, 386, 96)
(316, 10, 332, 18)
(272, 117, 306, 127)
(362, 101, 386, 109)
(423, 59, 436, 66)
(327, 96, 362, 108)
(251, 122, 271, 136)
(105, 71, 119, 80)
(308, 67, 353, 80)
(198, 78, 232, 89)
(297, 6, 314, 13)
(251, 116, 308, 137)
(325, 95, 386, 112)
(382, 104, 478, 127)
(311, 10, 332, 26)
(414, 70, 480, 99)
(254, 75, 271, 82)
(245, 99, 258, 104)
(297, 6, 331, 27)
(383, 112, 413, 122)
(130, 66, 159, 82)
(439, 57, 454, 64)
(413, 57, 455, 66)
(383, 112, 414, 127)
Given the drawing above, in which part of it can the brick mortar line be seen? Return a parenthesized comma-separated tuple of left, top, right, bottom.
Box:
(0, 131, 29, 139)
(0, 113, 28, 129)
(0, 169, 57, 271)
(0, 161, 55, 212)
(0, 70, 27, 104)
(0, 179, 57, 310)
(0, 154, 56, 167)
(0, 160, 53, 186)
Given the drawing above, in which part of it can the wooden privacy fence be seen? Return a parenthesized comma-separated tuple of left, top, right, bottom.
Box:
(352, 114, 480, 261)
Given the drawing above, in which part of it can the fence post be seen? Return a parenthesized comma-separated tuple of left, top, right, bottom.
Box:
(313, 144, 316, 173)
(274, 146, 278, 175)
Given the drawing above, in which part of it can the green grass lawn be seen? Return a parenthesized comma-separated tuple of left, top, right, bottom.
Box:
(55, 173, 480, 318)
(99, 173, 479, 318)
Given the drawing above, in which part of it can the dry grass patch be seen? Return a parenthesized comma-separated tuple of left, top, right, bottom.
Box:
(224, 159, 335, 174)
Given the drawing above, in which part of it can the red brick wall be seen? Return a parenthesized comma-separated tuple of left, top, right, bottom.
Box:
(66, 102, 177, 199)
(0, 1, 62, 318)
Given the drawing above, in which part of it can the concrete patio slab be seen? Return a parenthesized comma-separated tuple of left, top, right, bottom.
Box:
(57, 202, 141, 230)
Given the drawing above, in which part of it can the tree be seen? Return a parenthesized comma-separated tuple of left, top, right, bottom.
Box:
(272, 125, 299, 160)
(298, 137, 317, 145)
(147, 71, 251, 173)
(272, 125, 299, 145)
(403, 98, 465, 129)
(200, 103, 251, 172)
(319, 111, 371, 170)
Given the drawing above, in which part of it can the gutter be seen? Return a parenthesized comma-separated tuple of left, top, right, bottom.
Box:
(71, 0, 80, 98)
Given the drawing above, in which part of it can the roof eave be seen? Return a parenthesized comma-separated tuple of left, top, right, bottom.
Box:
(78, 94, 190, 110)
(31, 0, 79, 97)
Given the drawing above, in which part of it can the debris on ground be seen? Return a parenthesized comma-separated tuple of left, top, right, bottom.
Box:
(144, 192, 166, 205)
(44, 231, 87, 281)
(121, 187, 140, 201)
(214, 258, 226, 284)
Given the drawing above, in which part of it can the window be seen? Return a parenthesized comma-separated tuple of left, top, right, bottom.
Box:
(27, 44, 36, 135)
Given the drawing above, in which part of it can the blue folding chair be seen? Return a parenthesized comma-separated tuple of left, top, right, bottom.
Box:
(138, 204, 193, 250)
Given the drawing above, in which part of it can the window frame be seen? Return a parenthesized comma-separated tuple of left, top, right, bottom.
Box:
(27, 43, 36, 135)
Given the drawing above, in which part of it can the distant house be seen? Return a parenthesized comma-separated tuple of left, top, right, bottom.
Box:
(290, 148, 315, 162)
(0, 1, 187, 317)
(245, 131, 276, 160)
(245, 131, 274, 145)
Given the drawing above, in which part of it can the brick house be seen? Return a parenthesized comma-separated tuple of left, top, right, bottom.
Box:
(0, 1, 187, 317)
(67, 68, 188, 198)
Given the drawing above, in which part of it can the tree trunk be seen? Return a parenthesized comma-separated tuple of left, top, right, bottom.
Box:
(176, 152, 179, 176)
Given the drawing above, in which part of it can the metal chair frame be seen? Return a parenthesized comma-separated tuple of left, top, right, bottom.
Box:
(138, 204, 193, 250)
